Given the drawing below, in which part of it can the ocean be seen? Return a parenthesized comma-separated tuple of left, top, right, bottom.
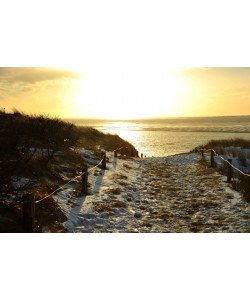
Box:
(65, 116, 250, 157)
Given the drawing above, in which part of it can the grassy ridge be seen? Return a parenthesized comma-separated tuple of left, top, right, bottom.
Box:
(77, 126, 137, 151)
(193, 138, 250, 203)
(0, 111, 137, 232)
(193, 138, 250, 150)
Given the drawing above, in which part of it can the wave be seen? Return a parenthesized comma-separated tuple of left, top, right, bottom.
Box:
(67, 116, 250, 134)
(95, 125, 250, 134)
(137, 127, 250, 133)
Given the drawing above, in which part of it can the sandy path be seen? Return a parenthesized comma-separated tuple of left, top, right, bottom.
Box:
(139, 154, 249, 232)
(57, 152, 249, 233)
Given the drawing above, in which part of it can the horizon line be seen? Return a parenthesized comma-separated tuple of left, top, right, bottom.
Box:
(63, 114, 250, 121)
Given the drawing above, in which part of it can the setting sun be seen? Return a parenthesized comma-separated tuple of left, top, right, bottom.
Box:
(1, 67, 250, 119)
(71, 69, 185, 119)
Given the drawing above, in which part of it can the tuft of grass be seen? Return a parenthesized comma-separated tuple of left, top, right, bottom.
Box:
(123, 163, 133, 169)
(93, 199, 127, 213)
(106, 187, 121, 195)
(193, 138, 250, 152)
(112, 173, 128, 186)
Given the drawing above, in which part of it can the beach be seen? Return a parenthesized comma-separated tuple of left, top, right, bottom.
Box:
(54, 150, 250, 233)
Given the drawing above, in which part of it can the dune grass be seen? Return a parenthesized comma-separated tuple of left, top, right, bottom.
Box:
(193, 138, 250, 152)
(193, 138, 250, 203)
(0, 110, 137, 232)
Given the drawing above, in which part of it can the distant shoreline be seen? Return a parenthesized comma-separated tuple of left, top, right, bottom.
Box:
(64, 115, 250, 122)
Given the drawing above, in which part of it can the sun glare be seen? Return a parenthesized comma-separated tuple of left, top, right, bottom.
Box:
(71, 69, 185, 120)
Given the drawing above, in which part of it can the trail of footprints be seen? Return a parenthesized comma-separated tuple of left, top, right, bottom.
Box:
(75, 155, 249, 233)
(131, 157, 250, 233)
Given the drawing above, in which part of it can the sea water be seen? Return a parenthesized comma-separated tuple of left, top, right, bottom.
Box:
(66, 116, 250, 157)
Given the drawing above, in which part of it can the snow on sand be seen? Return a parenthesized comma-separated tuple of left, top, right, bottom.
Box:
(54, 151, 250, 233)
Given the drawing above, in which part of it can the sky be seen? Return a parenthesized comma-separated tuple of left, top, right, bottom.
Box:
(1, 67, 250, 119)
(1, 0, 250, 119)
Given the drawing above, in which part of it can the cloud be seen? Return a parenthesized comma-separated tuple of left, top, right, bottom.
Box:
(0, 67, 81, 116)
(180, 67, 250, 79)
(0, 67, 80, 84)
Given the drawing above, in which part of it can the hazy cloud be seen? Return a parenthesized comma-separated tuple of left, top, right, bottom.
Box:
(0, 67, 80, 83)
(0, 67, 80, 115)
(180, 67, 250, 79)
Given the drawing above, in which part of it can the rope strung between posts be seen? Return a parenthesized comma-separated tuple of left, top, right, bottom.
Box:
(199, 148, 250, 178)
(35, 145, 137, 204)
(35, 157, 104, 204)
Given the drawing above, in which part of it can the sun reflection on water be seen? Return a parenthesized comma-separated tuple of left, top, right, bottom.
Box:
(99, 121, 143, 147)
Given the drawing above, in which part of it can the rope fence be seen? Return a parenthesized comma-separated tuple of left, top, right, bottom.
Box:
(199, 148, 250, 182)
(35, 158, 104, 204)
(21, 145, 141, 232)
(20, 145, 249, 232)
(35, 145, 138, 204)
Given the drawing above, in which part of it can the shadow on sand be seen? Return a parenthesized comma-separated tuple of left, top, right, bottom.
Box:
(93, 169, 106, 194)
(112, 157, 117, 170)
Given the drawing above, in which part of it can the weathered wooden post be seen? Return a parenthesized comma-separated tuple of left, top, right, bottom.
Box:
(141, 153, 143, 158)
(240, 174, 250, 202)
(201, 149, 204, 158)
(211, 150, 215, 167)
(22, 194, 35, 233)
(102, 152, 106, 170)
(81, 164, 88, 195)
(114, 150, 117, 158)
(227, 159, 232, 183)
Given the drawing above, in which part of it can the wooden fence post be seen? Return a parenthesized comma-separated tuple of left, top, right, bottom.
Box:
(102, 152, 106, 170)
(211, 150, 215, 167)
(201, 149, 204, 158)
(227, 159, 232, 183)
(141, 153, 143, 158)
(22, 194, 35, 233)
(81, 165, 88, 195)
